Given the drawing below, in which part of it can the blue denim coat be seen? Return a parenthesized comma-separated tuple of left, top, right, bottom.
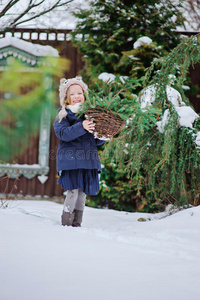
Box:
(53, 108, 105, 173)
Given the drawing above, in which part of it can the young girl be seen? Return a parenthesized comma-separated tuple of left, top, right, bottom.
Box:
(53, 76, 105, 227)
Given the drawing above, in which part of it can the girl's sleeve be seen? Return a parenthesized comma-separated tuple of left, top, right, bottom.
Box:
(53, 117, 87, 142)
(95, 139, 106, 146)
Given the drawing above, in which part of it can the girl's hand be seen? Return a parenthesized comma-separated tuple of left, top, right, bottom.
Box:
(82, 120, 95, 133)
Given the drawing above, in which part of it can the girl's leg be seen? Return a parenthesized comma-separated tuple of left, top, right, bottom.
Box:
(63, 189, 79, 213)
(75, 189, 86, 211)
(72, 189, 86, 227)
(62, 189, 78, 226)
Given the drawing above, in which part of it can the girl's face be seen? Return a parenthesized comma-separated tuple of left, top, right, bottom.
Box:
(68, 84, 85, 105)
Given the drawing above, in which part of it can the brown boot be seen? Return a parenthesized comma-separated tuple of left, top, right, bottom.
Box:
(61, 211, 75, 226)
(72, 209, 83, 227)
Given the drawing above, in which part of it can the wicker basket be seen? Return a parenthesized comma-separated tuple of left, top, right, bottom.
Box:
(85, 107, 125, 139)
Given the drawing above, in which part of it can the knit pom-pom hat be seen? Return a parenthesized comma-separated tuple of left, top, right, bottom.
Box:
(59, 75, 88, 106)
(58, 76, 88, 123)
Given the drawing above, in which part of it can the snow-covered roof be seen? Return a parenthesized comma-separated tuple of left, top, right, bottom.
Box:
(0, 36, 59, 57)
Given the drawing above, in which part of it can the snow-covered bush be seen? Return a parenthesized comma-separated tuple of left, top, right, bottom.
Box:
(91, 34, 200, 212)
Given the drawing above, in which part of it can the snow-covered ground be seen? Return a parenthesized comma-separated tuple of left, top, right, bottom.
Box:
(0, 200, 200, 300)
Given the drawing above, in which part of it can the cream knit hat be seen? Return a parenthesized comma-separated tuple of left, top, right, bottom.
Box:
(58, 76, 88, 122)
(59, 75, 88, 106)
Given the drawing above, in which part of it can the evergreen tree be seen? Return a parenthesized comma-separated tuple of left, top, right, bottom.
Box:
(72, 0, 185, 80)
(83, 34, 200, 212)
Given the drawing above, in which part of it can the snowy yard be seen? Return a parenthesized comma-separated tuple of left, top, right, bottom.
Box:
(0, 200, 200, 300)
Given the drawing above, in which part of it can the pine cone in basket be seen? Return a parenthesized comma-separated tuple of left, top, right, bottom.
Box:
(85, 107, 125, 139)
